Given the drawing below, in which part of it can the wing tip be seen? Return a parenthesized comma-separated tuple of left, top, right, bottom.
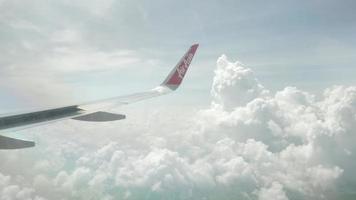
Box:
(191, 43, 199, 49)
(161, 43, 199, 90)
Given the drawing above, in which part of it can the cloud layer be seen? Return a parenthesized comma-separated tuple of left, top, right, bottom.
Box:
(1, 55, 356, 199)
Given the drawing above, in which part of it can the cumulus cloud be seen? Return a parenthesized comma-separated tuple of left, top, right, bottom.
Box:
(1, 55, 356, 200)
(258, 182, 288, 200)
(0, 173, 45, 200)
(211, 55, 269, 110)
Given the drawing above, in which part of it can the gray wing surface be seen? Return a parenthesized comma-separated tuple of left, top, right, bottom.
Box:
(0, 44, 199, 149)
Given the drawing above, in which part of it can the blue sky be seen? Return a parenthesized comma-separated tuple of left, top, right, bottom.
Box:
(1, 0, 356, 112)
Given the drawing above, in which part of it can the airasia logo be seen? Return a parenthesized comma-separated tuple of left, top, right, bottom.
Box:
(176, 53, 193, 79)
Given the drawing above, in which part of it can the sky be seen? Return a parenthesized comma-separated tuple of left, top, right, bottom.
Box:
(1, 0, 356, 200)
(1, 0, 356, 110)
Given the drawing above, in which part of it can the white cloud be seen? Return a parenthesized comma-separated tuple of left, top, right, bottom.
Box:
(0, 173, 45, 200)
(211, 54, 269, 111)
(61, 0, 115, 17)
(0, 55, 355, 199)
(257, 182, 288, 200)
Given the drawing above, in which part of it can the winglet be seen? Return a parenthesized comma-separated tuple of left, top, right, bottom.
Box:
(161, 43, 199, 90)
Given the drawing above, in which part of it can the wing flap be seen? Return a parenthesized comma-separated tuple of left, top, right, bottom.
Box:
(0, 135, 35, 149)
(72, 111, 126, 122)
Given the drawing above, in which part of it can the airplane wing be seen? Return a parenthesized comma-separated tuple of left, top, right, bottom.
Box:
(0, 43, 199, 149)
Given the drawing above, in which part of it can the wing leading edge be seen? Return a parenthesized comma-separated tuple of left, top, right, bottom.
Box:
(0, 43, 199, 149)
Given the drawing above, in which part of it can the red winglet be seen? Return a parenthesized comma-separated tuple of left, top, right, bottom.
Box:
(162, 44, 199, 90)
